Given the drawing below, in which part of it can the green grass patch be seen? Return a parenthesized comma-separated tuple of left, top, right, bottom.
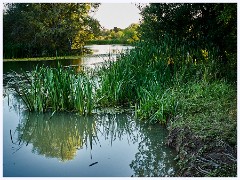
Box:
(169, 81, 237, 145)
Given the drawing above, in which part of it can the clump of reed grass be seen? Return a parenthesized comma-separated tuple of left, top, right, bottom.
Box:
(96, 37, 228, 124)
(14, 64, 94, 115)
(13, 34, 234, 127)
(136, 82, 179, 125)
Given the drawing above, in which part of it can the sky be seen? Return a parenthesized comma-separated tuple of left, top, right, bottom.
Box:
(93, 3, 142, 30)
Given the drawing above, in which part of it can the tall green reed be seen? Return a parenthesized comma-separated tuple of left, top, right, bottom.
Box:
(97, 36, 223, 124)
(14, 64, 95, 115)
(13, 34, 224, 123)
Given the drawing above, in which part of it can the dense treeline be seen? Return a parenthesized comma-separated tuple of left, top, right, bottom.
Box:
(87, 23, 139, 44)
(3, 3, 101, 58)
(140, 3, 237, 51)
(138, 3, 237, 81)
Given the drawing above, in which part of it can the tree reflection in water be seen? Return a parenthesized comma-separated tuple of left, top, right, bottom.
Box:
(129, 122, 177, 177)
(10, 109, 177, 176)
(15, 112, 94, 161)
(14, 112, 139, 162)
(95, 114, 139, 146)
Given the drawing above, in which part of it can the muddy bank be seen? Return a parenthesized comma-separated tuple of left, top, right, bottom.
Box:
(166, 127, 237, 177)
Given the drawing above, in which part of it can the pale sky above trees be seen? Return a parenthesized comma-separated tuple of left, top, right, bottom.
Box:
(93, 3, 141, 29)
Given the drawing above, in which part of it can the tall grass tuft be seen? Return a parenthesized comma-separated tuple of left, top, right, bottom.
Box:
(14, 64, 95, 115)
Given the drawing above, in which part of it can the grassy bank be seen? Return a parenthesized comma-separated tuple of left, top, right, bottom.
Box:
(166, 81, 237, 176)
(13, 39, 237, 176)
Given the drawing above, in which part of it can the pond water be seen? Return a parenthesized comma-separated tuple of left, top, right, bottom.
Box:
(3, 44, 133, 74)
(3, 44, 177, 177)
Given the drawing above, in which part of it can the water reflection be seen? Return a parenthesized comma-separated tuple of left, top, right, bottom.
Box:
(85, 44, 134, 55)
(3, 45, 133, 75)
(12, 112, 139, 162)
(68, 59, 83, 72)
(4, 88, 177, 176)
(7, 106, 177, 176)
(95, 114, 139, 146)
(130, 122, 177, 177)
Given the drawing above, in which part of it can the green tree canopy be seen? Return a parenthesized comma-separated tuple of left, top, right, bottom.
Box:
(3, 3, 101, 58)
(139, 3, 237, 64)
(88, 23, 139, 44)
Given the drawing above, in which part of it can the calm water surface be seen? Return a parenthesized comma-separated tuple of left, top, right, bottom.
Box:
(3, 45, 177, 177)
(3, 44, 133, 74)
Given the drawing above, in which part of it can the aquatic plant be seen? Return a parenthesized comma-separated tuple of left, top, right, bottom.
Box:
(14, 64, 95, 115)
(13, 36, 234, 126)
(96, 37, 224, 124)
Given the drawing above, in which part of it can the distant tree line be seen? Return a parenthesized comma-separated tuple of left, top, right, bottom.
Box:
(3, 3, 101, 58)
(87, 23, 139, 45)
